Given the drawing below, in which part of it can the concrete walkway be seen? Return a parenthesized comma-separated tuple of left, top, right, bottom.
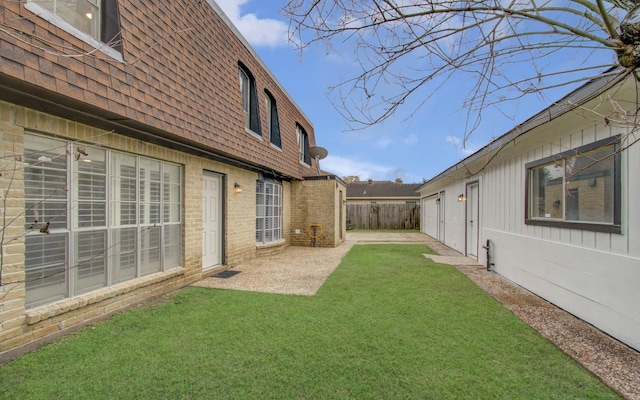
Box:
(193, 232, 639, 399)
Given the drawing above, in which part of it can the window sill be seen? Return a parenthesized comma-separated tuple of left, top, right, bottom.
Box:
(25, 267, 185, 325)
(525, 219, 622, 234)
(256, 238, 286, 250)
(270, 143, 283, 152)
(245, 128, 263, 141)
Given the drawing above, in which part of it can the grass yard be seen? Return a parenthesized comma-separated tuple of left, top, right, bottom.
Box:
(0, 245, 618, 399)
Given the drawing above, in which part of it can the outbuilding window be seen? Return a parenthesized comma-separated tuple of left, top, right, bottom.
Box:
(525, 135, 621, 233)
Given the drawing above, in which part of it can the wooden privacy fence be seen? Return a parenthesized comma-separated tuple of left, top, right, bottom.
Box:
(347, 203, 420, 230)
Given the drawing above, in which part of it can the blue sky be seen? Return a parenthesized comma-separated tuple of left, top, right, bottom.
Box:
(214, 0, 612, 183)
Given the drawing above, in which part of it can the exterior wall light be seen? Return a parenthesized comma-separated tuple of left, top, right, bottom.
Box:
(233, 183, 242, 194)
(458, 193, 466, 202)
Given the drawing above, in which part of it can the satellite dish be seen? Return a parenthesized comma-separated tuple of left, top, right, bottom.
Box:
(308, 146, 328, 160)
(307, 146, 328, 174)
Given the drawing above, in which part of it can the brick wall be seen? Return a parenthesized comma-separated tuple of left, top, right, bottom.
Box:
(0, 0, 318, 180)
(0, 0, 345, 361)
(290, 177, 346, 247)
(0, 101, 318, 361)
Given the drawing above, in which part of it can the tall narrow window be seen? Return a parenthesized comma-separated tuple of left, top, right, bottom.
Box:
(238, 63, 261, 135)
(256, 179, 282, 244)
(525, 135, 621, 233)
(296, 124, 311, 165)
(24, 136, 70, 307)
(27, 0, 122, 52)
(265, 90, 282, 148)
(73, 144, 107, 295)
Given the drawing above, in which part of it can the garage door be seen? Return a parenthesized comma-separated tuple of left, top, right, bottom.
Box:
(422, 196, 438, 238)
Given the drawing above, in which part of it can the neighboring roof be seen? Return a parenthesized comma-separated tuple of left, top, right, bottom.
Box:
(417, 70, 630, 191)
(347, 181, 422, 198)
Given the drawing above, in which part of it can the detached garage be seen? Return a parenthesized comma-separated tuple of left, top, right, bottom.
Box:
(417, 72, 640, 352)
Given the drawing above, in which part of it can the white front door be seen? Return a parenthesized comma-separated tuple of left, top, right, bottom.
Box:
(466, 183, 479, 258)
(202, 173, 222, 270)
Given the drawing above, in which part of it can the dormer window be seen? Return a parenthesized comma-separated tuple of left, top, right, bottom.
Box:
(238, 63, 262, 136)
(296, 124, 311, 165)
(265, 90, 281, 148)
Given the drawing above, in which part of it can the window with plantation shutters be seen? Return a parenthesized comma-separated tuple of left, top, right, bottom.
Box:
(23, 133, 183, 308)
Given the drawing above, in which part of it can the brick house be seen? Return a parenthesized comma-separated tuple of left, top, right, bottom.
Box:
(0, 0, 346, 361)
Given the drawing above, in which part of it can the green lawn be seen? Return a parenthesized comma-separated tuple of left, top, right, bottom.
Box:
(0, 245, 618, 399)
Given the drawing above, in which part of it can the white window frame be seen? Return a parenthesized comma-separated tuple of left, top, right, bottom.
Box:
(265, 94, 272, 141)
(256, 180, 282, 244)
(239, 68, 251, 130)
(25, 0, 123, 61)
(296, 124, 310, 165)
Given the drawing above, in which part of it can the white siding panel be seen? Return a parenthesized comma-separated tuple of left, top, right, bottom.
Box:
(487, 228, 640, 351)
(582, 230, 595, 249)
(594, 231, 610, 252)
(558, 227, 571, 245)
(570, 229, 582, 246)
(624, 128, 639, 257)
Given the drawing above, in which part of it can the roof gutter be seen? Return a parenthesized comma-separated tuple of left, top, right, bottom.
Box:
(416, 70, 630, 192)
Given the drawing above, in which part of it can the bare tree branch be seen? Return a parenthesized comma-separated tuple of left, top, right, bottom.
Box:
(284, 0, 640, 140)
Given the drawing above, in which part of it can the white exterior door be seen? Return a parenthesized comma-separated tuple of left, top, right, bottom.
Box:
(202, 173, 222, 270)
(422, 196, 438, 238)
(466, 183, 479, 258)
(437, 192, 445, 242)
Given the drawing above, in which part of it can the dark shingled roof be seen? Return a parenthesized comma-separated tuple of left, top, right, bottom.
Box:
(346, 181, 421, 198)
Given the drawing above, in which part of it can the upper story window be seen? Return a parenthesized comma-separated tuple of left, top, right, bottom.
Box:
(296, 124, 311, 165)
(265, 90, 282, 148)
(238, 63, 261, 136)
(26, 0, 122, 57)
(525, 135, 621, 233)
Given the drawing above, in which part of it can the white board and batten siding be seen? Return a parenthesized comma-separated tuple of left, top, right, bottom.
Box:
(418, 79, 640, 351)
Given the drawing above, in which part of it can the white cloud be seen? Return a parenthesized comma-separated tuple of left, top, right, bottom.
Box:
(215, 0, 289, 47)
(321, 155, 395, 180)
(446, 135, 477, 156)
(375, 137, 392, 148)
(403, 134, 418, 145)
(322, 155, 423, 183)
